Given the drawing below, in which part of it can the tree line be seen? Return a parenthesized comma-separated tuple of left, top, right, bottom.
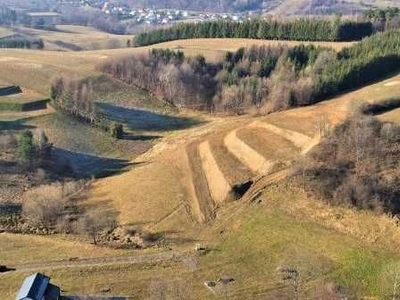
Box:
(314, 30, 400, 101)
(99, 29, 400, 114)
(133, 18, 373, 47)
(50, 77, 124, 138)
(0, 38, 44, 49)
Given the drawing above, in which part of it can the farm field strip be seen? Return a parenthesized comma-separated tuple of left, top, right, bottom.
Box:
(186, 142, 216, 222)
(208, 131, 254, 186)
(249, 121, 318, 154)
(235, 127, 300, 166)
(198, 140, 231, 204)
(180, 148, 206, 223)
(224, 129, 274, 175)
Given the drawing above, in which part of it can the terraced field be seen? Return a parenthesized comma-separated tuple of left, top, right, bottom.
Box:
(0, 83, 48, 112)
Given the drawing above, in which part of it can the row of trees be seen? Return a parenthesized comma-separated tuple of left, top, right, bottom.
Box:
(50, 77, 125, 138)
(99, 49, 218, 110)
(0, 38, 44, 49)
(0, 5, 16, 25)
(62, 6, 127, 34)
(133, 19, 373, 46)
(51, 77, 97, 123)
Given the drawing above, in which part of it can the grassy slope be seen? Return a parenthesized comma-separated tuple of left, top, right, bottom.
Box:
(4, 25, 131, 51)
(1, 184, 398, 299)
(0, 37, 353, 94)
(2, 37, 400, 299)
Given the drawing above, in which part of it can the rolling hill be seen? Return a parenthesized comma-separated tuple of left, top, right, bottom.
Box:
(1, 36, 400, 299)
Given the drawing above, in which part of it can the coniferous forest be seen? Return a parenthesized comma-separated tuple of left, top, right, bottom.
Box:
(133, 19, 374, 46)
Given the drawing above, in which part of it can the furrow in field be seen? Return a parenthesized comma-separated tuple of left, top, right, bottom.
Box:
(236, 127, 300, 164)
(181, 147, 206, 223)
(250, 121, 319, 154)
(186, 142, 216, 221)
(199, 140, 231, 204)
(224, 129, 274, 175)
(208, 130, 254, 186)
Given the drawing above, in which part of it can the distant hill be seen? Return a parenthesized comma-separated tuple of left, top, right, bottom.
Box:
(123, 0, 283, 13)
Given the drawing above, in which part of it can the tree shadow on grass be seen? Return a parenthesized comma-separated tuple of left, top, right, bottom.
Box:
(0, 120, 35, 131)
(122, 134, 162, 141)
(96, 103, 204, 132)
(52, 148, 135, 179)
(0, 203, 21, 215)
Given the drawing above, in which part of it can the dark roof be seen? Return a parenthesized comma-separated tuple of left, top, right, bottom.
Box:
(44, 283, 60, 300)
(15, 273, 60, 300)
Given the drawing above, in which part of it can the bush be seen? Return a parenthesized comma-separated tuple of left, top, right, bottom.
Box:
(22, 183, 66, 228)
(22, 181, 85, 229)
(78, 208, 117, 244)
(109, 122, 124, 139)
(16, 130, 36, 166)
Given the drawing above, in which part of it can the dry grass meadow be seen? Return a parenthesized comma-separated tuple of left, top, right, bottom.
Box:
(2, 35, 400, 299)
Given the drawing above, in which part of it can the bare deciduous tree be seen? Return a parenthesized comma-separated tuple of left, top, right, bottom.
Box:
(79, 208, 117, 245)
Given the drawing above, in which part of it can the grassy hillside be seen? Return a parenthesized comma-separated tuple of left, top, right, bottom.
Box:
(0, 38, 353, 94)
(9, 25, 131, 51)
(2, 33, 400, 299)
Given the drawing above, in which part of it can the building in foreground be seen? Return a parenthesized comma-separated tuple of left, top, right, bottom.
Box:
(16, 273, 60, 300)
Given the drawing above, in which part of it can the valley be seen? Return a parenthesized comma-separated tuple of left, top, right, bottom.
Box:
(1, 23, 400, 299)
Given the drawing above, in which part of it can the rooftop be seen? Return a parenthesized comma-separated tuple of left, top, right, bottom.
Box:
(26, 12, 61, 17)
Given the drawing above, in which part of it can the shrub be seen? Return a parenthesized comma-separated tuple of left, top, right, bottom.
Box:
(22, 183, 66, 228)
(109, 122, 124, 139)
(22, 181, 85, 229)
(16, 130, 36, 166)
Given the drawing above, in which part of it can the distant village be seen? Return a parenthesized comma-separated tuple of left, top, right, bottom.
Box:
(80, 0, 255, 25)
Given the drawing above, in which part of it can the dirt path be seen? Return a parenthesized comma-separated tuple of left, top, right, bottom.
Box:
(224, 129, 274, 174)
(250, 121, 319, 154)
(4, 251, 186, 273)
(198, 141, 231, 204)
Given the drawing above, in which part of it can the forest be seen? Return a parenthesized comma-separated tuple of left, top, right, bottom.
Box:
(133, 19, 373, 46)
(101, 29, 400, 114)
